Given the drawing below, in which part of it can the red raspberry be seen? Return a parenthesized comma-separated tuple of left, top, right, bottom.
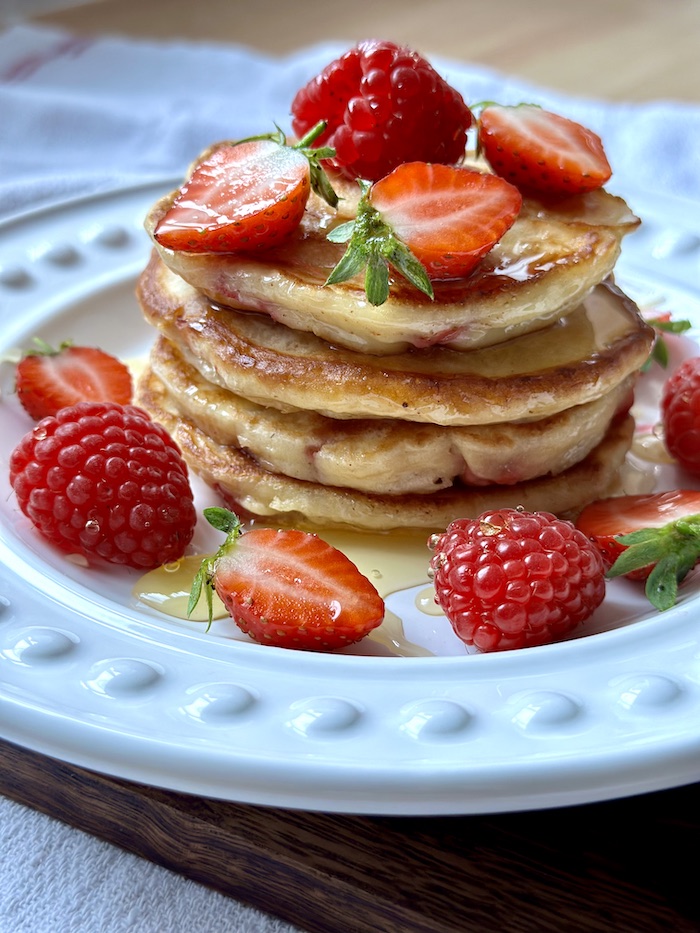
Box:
(428, 508, 606, 652)
(9, 401, 196, 570)
(661, 357, 700, 476)
(291, 39, 472, 182)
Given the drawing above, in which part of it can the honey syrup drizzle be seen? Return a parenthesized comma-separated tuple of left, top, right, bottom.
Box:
(133, 418, 664, 657)
(133, 529, 436, 656)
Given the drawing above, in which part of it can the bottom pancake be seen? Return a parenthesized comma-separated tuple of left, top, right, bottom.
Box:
(138, 366, 635, 533)
(146, 335, 635, 495)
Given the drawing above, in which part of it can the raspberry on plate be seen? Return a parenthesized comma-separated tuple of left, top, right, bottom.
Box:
(661, 356, 700, 476)
(428, 508, 606, 652)
(9, 401, 196, 570)
(291, 39, 472, 182)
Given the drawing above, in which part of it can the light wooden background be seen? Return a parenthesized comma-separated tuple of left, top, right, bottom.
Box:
(33, 0, 700, 103)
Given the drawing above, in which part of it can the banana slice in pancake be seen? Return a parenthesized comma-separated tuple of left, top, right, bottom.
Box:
(146, 334, 635, 496)
(145, 156, 639, 355)
(137, 360, 635, 533)
(137, 254, 654, 427)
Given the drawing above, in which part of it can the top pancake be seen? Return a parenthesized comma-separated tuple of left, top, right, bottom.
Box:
(137, 253, 654, 427)
(145, 149, 639, 355)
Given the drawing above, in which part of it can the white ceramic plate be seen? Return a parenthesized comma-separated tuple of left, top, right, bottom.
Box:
(0, 182, 699, 815)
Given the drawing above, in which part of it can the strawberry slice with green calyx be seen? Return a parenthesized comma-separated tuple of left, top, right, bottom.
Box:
(154, 121, 338, 254)
(325, 162, 522, 306)
(575, 490, 700, 610)
(15, 337, 133, 420)
(477, 103, 612, 198)
(188, 507, 385, 651)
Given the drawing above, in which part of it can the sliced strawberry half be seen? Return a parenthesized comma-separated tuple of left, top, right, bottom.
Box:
(576, 490, 700, 609)
(326, 162, 522, 305)
(188, 508, 385, 651)
(15, 339, 133, 420)
(478, 104, 612, 198)
(154, 124, 337, 254)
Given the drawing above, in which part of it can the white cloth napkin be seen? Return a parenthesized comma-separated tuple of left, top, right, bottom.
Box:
(2, 22, 700, 225)
(1, 21, 700, 933)
(0, 797, 298, 933)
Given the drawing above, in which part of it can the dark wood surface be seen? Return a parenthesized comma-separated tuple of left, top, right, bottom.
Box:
(1, 737, 697, 933)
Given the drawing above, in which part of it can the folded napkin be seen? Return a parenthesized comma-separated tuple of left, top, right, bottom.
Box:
(1, 22, 699, 933)
(0, 796, 298, 933)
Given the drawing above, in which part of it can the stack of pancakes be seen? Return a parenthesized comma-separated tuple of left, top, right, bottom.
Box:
(135, 153, 654, 533)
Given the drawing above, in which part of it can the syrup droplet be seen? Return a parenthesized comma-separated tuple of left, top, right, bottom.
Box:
(415, 586, 444, 617)
(631, 425, 675, 465)
(317, 529, 431, 598)
(368, 610, 434, 657)
(124, 356, 147, 382)
(134, 554, 226, 622)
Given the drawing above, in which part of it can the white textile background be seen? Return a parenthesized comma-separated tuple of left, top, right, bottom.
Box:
(1, 22, 700, 225)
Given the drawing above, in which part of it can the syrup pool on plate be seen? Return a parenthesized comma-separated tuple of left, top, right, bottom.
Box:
(132, 414, 668, 657)
(130, 341, 669, 659)
(134, 528, 438, 656)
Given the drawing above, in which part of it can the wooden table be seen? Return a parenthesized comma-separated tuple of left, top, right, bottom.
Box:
(36, 0, 700, 103)
(8, 2, 700, 931)
(2, 737, 699, 933)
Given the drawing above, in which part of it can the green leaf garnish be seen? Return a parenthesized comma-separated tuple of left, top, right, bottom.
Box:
(607, 512, 700, 611)
(187, 507, 244, 628)
(642, 315, 692, 372)
(325, 180, 433, 306)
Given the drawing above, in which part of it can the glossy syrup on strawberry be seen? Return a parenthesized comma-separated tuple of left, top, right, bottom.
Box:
(326, 162, 522, 305)
(154, 124, 338, 254)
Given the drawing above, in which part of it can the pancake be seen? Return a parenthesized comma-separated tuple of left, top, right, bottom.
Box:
(145, 154, 639, 355)
(137, 361, 635, 532)
(146, 334, 635, 495)
(137, 253, 655, 427)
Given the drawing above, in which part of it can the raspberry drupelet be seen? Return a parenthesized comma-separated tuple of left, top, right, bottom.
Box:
(9, 401, 196, 570)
